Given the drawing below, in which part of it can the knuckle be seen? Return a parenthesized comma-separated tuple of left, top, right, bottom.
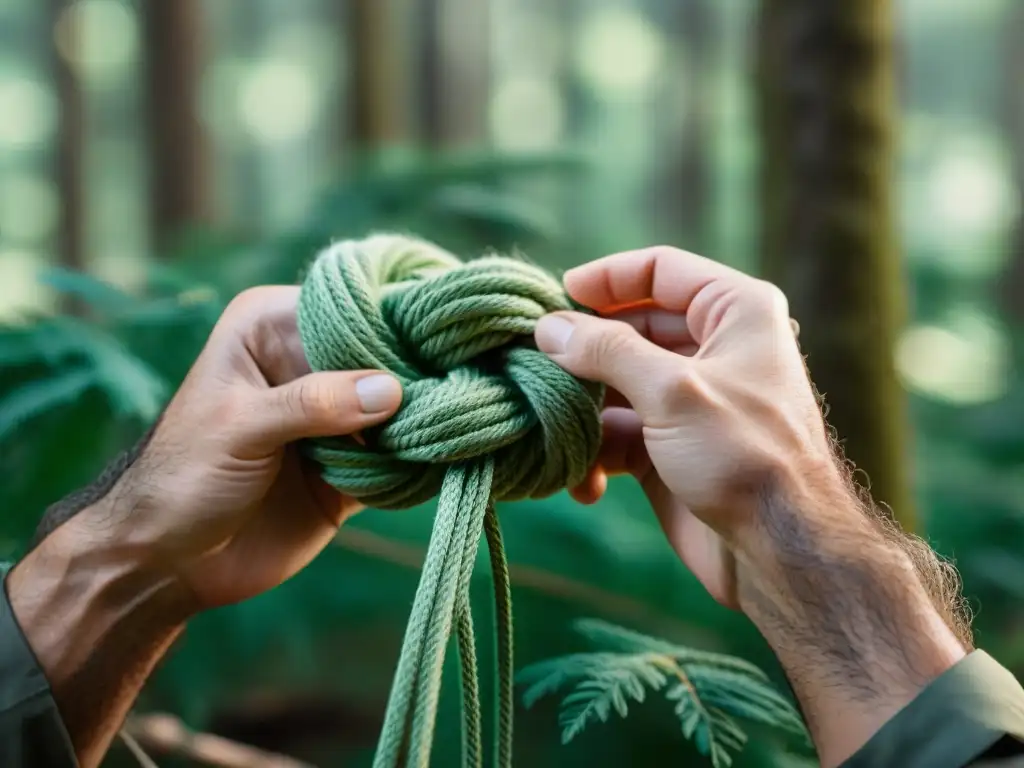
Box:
(656, 367, 702, 410)
(221, 287, 279, 329)
(287, 379, 327, 423)
(224, 287, 261, 318)
(581, 321, 639, 365)
(649, 245, 681, 259)
(752, 279, 790, 318)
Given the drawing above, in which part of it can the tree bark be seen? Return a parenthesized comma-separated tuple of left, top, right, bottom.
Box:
(142, 0, 211, 252)
(999, 1, 1024, 335)
(756, 0, 915, 529)
(346, 0, 410, 147)
(50, 0, 84, 273)
(652, 0, 714, 252)
(418, 0, 490, 148)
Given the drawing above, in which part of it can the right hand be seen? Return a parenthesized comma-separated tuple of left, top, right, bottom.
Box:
(535, 246, 838, 608)
(537, 246, 970, 768)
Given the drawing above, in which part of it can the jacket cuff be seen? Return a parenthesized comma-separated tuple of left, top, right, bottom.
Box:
(0, 563, 78, 766)
(841, 650, 1024, 768)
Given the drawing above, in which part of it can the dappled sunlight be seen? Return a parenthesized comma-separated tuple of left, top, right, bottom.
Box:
(0, 73, 55, 149)
(0, 174, 57, 245)
(0, 2, 1023, 766)
(575, 6, 665, 98)
(238, 60, 321, 146)
(53, 0, 138, 85)
(490, 77, 565, 150)
(0, 248, 54, 319)
(897, 307, 1011, 404)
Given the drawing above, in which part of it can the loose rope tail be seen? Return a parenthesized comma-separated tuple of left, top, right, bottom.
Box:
(296, 235, 603, 768)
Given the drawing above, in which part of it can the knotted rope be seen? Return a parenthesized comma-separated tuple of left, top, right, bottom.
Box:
(296, 235, 603, 768)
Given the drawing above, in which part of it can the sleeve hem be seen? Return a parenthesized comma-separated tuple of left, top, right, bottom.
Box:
(0, 563, 79, 764)
(841, 650, 1024, 768)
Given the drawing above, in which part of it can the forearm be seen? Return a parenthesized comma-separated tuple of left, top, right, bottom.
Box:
(7, 501, 192, 768)
(736, 463, 968, 767)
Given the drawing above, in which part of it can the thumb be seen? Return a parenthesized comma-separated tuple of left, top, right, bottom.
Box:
(535, 312, 692, 422)
(242, 370, 403, 452)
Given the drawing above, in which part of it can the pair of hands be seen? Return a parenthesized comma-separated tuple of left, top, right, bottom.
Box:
(62, 246, 827, 616)
(20, 246, 968, 768)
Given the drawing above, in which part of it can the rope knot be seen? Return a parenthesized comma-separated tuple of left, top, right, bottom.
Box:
(298, 234, 604, 510)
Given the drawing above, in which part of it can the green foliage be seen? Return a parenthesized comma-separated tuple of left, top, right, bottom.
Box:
(1, 155, 572, 497)
(518, 619, 808, 767)
(2, 152, 792, 767)
(4, 147, 1024, 767)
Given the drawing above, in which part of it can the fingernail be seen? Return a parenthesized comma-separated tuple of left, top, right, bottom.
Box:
(356, 374, 401, 413)
(536, 315, 575, 355)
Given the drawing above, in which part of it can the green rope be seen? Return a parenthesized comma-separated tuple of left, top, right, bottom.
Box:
(296, 235, 603, 768)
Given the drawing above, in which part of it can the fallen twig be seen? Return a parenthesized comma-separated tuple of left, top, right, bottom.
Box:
(123, 713, 315, 768)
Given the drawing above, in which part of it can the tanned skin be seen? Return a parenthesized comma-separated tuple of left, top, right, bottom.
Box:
(9, 249, 969, 768)
(536, 246, 969, 767)
(8, 287, 405, 767)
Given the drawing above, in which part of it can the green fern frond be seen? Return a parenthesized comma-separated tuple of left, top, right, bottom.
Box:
(71, 323, 168, 421)
(0, 318, 167, 427)
(574, 618, 771, 681)
(0, 321, 88, 369)
(37, 267, 140, 315)
(690, 665, 807, 737)
(573, 617, 686, 655)
(517, 619, 808, 767)
(667, 680, 747, 768)
(517, 652, 629, 708)
(555, 657, 668, 744)
(0, 369, 95, 441)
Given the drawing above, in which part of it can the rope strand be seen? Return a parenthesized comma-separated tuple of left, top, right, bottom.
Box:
(484, 504, 514, 768)
(298, 235, 603, 768)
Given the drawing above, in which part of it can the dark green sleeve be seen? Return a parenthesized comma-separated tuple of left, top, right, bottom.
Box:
(840, 650, 1024, 768)
(0, 566, 78, 767)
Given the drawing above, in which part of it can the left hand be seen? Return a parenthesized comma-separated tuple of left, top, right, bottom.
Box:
(64, 286, 403, 612)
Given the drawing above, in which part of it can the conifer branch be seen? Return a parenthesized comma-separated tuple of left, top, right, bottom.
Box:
(517, 619, 809, 768)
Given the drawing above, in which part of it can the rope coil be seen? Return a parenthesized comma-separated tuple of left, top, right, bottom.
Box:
(297, 235, 603, 767)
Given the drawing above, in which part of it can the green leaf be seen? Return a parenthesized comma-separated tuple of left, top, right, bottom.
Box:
(690, 665, 807, 737)
(574, 618, 685, 656)
(575, 618, 771, 681)
(37, 267, 140, 315)
(525, 620, 804, 766)
(517, 652, 627, 709)
(0, 368, 95, 442)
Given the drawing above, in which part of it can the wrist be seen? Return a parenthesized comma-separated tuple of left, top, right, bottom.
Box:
(734, 461, 966, 767)
(8, 503, 195, 693)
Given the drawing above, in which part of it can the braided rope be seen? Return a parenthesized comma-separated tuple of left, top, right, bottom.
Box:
(297, 235, 603, 767)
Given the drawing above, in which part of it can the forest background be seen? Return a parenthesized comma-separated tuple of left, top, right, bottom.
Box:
(1, 0, 1022, 766)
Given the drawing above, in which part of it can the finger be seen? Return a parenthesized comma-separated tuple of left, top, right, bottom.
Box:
(536, 311, 691, 423)
(564, 246, 737, 312)
(207, 286, 313, 386)
(241, 370, 402, 453)
(593, 407, 652, 479)
(570, 465, 607, 505)
(569, 408, 650, 504)
(564, 246, 789, 346)
(611, 309, 699, 355)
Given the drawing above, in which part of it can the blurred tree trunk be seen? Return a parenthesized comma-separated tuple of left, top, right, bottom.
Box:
(653, 0, 714, 252)
(142, 0, 211, 252)
(756, 0, 915, 529)
(419, 0, 490, 148)
(999, 1, 1024, 336)
(50, 0, 84, 274)
(347, 0, 411, 147)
